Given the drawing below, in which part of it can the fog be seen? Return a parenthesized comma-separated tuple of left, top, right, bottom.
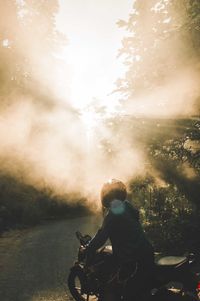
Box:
(0, 0, 199, 210)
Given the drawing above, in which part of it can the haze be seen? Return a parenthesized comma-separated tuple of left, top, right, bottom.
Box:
(0, 0, 199, 210)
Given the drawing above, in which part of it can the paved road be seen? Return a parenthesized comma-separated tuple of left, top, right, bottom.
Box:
(1, 216, 199, 301)
(0, 216, 101, 301)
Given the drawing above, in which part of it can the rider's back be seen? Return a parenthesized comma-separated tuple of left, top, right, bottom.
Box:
(105, 200, 153, 265)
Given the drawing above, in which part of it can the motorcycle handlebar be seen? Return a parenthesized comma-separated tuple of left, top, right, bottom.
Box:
(75, 231, 92, 246)
(76, 231, 83, 240)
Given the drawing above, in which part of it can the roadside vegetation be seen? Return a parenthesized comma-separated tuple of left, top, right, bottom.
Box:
(115, 0, 200, 256)
(0, 173, 89, 233)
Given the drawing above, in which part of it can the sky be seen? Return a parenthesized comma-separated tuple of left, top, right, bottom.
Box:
(56, 0, 133, 110)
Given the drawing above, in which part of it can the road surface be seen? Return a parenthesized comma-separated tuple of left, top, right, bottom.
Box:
(1, 216, 199, 301)
(0, 216, 101, 301)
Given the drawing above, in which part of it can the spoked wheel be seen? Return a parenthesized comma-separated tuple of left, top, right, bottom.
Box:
(68, 269, 98, 301)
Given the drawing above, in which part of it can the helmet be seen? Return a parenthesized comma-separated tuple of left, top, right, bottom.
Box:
(101, 179, 127, 208)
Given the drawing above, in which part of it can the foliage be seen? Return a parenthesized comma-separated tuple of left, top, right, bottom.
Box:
(113, 1, 200, 253)
(0, 0, 67, 104)
(0, 173, 89, 233)
(116, 0, 200, 99)
(0, 0, 19, 97)
(129, 175, 200, 254)
(0, 1, 87, 232)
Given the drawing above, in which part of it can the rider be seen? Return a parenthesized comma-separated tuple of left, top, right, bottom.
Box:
(86, 179, 154, 301)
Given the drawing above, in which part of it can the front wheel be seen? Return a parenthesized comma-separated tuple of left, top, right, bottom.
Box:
(68, 267, 98, 301)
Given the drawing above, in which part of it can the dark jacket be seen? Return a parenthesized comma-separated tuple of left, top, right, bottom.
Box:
(87, 200, 153, 265)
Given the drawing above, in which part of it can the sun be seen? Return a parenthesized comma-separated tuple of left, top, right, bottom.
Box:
(80, 109, 98, 129)
(79, 107, 102, 142)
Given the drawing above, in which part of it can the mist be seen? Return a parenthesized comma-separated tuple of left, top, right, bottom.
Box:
(0, 0, 199, 211)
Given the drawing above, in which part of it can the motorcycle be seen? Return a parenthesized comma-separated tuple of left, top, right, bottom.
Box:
(68, 231, 200, 301)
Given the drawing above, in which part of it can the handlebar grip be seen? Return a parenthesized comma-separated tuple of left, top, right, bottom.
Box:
(76, 231, 83, 240)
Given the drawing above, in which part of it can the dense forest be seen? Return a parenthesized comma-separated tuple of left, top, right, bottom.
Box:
(0, 0, 200, 257)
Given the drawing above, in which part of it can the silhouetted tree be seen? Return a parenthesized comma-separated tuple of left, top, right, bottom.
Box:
(114, 1, 200, 252)
(116, 0, 200, 100)
(0, 0, 67, 104)
(0, 1, 20, 99)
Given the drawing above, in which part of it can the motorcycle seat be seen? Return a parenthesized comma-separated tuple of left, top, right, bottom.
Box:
(156, 256, 187, 267)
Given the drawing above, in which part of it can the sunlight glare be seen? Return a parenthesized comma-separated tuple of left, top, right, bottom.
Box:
(56, 0, 133, 113)
(80, 109, 99, 131)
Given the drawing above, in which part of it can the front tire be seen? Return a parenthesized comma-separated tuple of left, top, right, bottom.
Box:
(68, 267, 98, 301)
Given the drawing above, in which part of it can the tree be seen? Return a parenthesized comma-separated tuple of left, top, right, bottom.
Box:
(0, 0, 67, 106)
(0, 0, 20, 101)
(114, 0, 200, 204)
(0, 1, 74, 230)
(112, 1, 200, 252)
(116, 0, 200, 103)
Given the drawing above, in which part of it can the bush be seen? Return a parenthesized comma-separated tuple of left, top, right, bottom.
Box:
(0, 173, 89, 232)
